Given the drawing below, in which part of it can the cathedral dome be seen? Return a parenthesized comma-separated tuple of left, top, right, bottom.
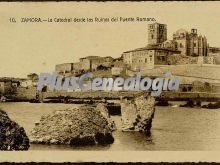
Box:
(175, 29, 188, 34)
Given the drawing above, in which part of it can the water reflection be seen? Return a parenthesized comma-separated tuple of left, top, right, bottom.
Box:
(1, 102, 220, 150)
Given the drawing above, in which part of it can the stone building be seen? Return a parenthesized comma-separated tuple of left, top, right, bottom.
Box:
(122, 22, 212, 67)
(72, 62, 82, 74)
(55, 63, 74, 75)
(122, 47, 155, 71)
(148, 22, 167, 45)
(111, 61, 127, 76)
(153, 48, 181, 65)
(160, 40, 178, 51)
(0, 79, 13, 95)
(55, 62, 83, 76)
(79, 56, 114, 71)
(122, 45, 180, 70)
(20, 79, 33, 88)
(173, 29, 208, 56)
(55, 56, 114, 76)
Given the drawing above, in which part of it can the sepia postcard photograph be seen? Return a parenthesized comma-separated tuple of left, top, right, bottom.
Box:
(0, 1, 220, 163)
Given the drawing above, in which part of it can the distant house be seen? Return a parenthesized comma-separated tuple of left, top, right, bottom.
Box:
(55, 63, 74, 75)
(55, 62, 83, 76)
(11, 79, 20, 88)
(20, 79, 34, 88)
(0, 79, 13, 95)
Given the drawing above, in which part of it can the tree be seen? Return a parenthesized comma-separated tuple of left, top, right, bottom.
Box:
(97, 65, 109, 70)
(27, 73, 39, 81)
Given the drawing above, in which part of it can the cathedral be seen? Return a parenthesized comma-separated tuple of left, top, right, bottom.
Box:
(148, 22, 208, 57)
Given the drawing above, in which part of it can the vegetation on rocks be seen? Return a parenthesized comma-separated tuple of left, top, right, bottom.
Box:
(0, 109, 30, 150)
(30, 104, 115, 146)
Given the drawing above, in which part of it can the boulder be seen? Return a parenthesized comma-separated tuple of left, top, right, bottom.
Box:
(155, 100, 169, 106)
(202, 102, 220, 109)
(120, 93, 155, 133)
(96, 103, 116, 131)
(30, 105, 114, 146)
(0, 110, 30, 150)
(180, 100, 201, 108)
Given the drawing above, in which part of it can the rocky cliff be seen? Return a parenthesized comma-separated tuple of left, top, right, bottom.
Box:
(120, 93, 155, 133)
(96, 103, 116, 131)
(30, 104, 114, 146)
(0, 110, 30, 150)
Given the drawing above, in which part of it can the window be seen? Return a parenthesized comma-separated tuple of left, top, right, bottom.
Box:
(194, 43, 196, 47)
(151, 35, 154, 39)
(145, 58, 148, 63)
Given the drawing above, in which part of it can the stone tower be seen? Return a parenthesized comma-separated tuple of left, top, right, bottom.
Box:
(148, 23, 167, 45)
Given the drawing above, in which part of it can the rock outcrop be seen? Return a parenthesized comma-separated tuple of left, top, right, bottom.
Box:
(120, 93, 155, 133)
(0, 110, 30, 150)
(30, 104, 114, 146)
(155, 100, 169, 106)
(180, 100, 201, 108)
(201, 102, 220, 109)
(96, 103, 116, 131)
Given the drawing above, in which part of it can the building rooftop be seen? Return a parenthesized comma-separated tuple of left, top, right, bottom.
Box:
(79, 56, 101, 60)
(0, 77, 22, 82)
(79, 56, 113, 60)
(123, 45, 181, 53)
(56, 63, 73, 66)
(174, 28, 188, 34)
(148, 22, 167, 26)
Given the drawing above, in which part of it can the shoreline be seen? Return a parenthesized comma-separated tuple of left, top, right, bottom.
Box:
(1, 102, 220, 151)
(1, 100, 220, 110)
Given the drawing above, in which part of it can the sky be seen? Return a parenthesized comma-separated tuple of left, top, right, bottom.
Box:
(0, 2, 220, 78)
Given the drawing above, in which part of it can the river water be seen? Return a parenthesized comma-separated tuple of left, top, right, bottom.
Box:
(0, 102, 220, 150)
